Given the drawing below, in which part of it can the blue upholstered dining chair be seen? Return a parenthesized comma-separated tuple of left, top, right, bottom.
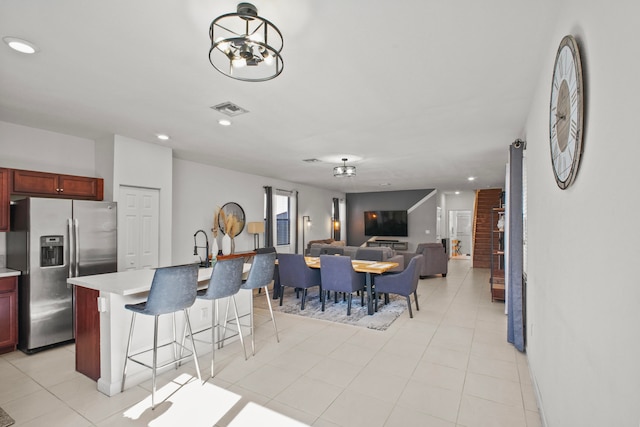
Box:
(277, 253, 321, 310)
(373, 254, 424, 318)
(194, 257, 247, 379)
(319, 255, 365, 315)
(121, 263, 202, 409)
(239, 251, 279, 355)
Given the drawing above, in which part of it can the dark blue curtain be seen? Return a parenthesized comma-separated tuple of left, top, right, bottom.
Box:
(332, 197, 340, 241)
(293, 190, 299, 254)
(264, 186, 273, 248)
(507, 140, 525, 352)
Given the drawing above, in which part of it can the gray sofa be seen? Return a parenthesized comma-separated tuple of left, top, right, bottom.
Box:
(399, 243, 448, 278)
(308, 243, 404, 272)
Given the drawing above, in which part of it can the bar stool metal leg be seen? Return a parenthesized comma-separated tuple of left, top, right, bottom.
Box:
(151, 315, 159, 408)
(230, 295, 247, 361)
(121, 312, 137, 393)
(183, 309, 202, 384)
(261, 285, 279, 348)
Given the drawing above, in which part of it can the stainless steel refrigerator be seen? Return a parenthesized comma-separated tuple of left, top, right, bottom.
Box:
(7, 198, 117, 353)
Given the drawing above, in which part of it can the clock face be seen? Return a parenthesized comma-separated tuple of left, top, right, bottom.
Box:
(549, 35, 584, 189)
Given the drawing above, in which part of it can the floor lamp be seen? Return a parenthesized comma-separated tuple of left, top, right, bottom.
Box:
(302, 216, 311, 255)
(247, 221, 265, 250)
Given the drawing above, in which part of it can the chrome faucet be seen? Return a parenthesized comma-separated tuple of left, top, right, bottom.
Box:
(193, 229, 210, 268)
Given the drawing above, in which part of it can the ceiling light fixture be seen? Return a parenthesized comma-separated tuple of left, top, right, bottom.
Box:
(218, 119, 232, 126)
(334, 158, 356, 178)
(156, 134, 170, 141)
(3, 37, 39, 54)
(468, 176, 476, 181)
(209, 2, 284, 82)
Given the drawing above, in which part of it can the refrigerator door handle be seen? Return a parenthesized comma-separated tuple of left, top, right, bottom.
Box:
(68, 218, 74, 278)
(74, 218, 80, 277)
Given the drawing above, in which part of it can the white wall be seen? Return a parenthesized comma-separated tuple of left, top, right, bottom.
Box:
(524, 1, 640, 425)
(0, 121, 97, 266)
(0, 121, 342, 270)
(171, 158, 344, 265)
(442, 190, 476, 240)
(298, 188, 339, 251)
(112, 136, 173, 267)
(0, 121, 95, 176)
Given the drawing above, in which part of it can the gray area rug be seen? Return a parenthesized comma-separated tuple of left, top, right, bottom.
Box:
(0, 407, 14, 427)
(257, 290, 407, 331)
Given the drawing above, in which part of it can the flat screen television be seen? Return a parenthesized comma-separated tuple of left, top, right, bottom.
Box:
(364, 210, 408, 237)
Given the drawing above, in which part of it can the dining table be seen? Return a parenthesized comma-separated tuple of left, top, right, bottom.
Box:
(304, 256, 399, 315)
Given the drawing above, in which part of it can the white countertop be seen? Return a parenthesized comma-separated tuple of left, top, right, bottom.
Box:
(0, 268, 21, 278)
(67, 264, 250, 296)
(67, 267, 214, 296)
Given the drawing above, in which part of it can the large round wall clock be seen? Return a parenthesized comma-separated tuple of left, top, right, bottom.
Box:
(549, 34, 584, 189)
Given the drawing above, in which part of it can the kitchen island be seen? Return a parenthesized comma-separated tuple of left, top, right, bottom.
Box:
(67, 266, 251, 396)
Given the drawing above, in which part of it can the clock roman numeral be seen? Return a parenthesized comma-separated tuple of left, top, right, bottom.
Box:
(558, 55, 566, 79)
(571, 87, 579, 106)
(558, 156, 565, 177)
(570, 119, 578, 140)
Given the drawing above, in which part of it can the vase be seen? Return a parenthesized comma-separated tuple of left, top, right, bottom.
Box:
(497, 214, 505, 231)
(211, 237, 219, 258)
(222, 234, 232, 256)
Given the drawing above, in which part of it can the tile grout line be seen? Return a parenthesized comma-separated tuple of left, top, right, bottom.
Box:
(2, 352, 95, 426)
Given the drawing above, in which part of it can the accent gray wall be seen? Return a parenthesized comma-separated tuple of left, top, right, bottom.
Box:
(346, 189, 437, 251)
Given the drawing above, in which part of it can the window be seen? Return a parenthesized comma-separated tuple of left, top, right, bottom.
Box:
(275, 194, 290, 245)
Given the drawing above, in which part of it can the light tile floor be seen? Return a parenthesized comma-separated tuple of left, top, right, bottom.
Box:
(0, 260, 541, 426)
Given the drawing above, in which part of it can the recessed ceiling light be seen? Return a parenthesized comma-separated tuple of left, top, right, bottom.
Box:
(156, 134, 170, 141)
(467, 176, 475, 181)
(3, 37, 39, 54)
(218, 119, 232, 126)
(379, 183, 391, 187)
(455, 191, 460, 195)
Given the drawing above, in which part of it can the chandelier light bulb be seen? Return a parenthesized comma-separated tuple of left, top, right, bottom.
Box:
(215, 37, 230, 53)
(232, 57, 247, 68)
(263, 52, 274, 65)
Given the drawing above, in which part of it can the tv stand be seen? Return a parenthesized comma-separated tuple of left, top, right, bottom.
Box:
(366, 240, 408, 250)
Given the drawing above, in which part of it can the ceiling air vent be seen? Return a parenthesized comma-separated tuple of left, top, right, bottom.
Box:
(211, 102, 249, 117)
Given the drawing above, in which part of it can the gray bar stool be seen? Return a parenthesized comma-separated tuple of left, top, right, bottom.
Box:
(121, 263, 202, 409)
(239, 251, 279, 356)
(192, 257, 247, 379)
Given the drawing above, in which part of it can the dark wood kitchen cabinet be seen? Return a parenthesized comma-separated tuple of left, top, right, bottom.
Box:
(0, 276, 18, 354)
(0, 168, 8, 232)
(11, 169, 103, 200)
(74, 286, 100, 381)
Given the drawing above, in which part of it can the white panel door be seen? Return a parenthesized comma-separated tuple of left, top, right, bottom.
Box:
(118, 186, 159, 271)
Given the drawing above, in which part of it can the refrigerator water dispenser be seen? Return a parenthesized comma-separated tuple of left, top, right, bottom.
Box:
(40, 235, 64, 267)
